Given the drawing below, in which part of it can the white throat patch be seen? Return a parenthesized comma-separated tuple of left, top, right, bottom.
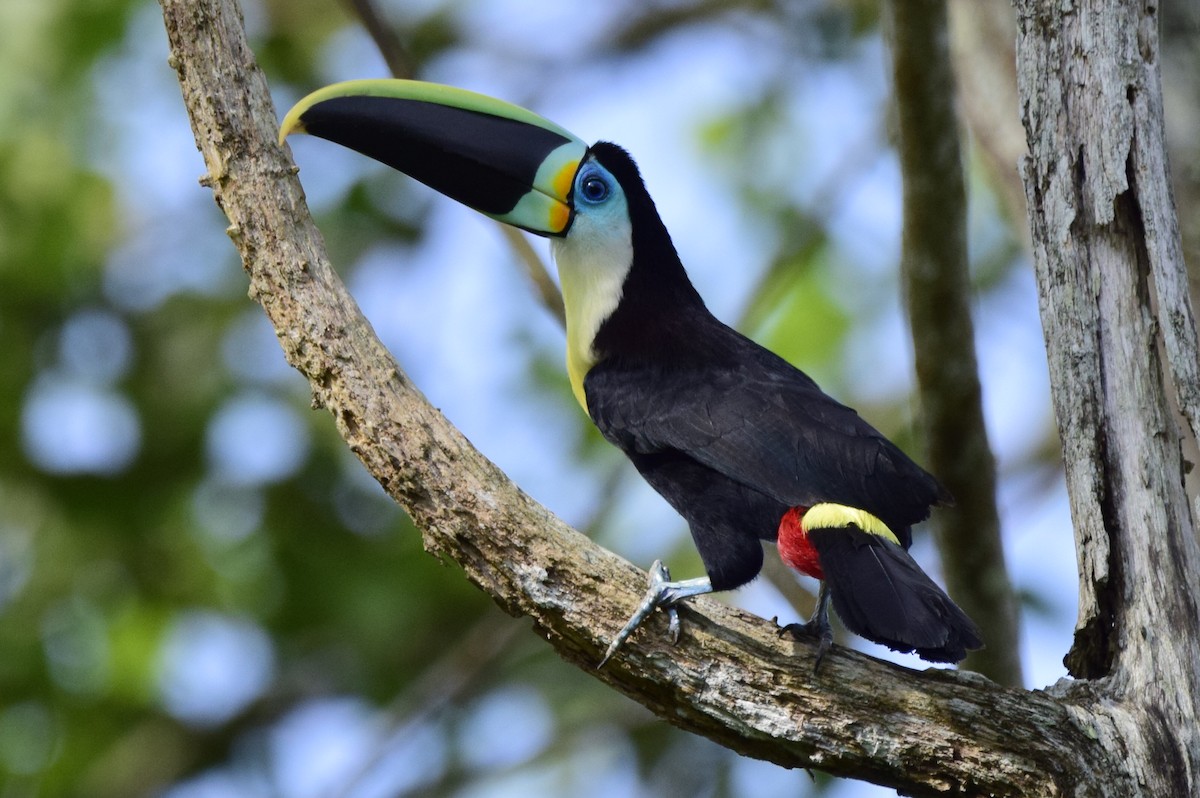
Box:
(551, 194, 633, 412)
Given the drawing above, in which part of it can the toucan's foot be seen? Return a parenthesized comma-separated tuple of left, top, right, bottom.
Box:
(598, 560, 712, 669)
(777, 582, 834, 672)
(778, 618, 834, 671)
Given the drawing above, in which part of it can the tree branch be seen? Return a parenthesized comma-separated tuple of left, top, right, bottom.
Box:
(495, 222, 566, 327)
(339, 0, 413, 78)
(156, 0, 1161, 793)
(888, 0, 1023, 685)
(947, 1, 1029, 245)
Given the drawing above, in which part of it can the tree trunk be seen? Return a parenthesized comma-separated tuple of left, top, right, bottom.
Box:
(1016, 0, 1200, 791)
(157, 0, 1200, 792)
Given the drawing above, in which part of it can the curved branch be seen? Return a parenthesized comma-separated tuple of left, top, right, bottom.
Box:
(158, 0, 1137, 793)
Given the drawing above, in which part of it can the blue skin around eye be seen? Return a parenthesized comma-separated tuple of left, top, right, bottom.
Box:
(577, 170, 611, 204)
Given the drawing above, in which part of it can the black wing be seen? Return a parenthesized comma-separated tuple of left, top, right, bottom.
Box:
(584, 334, 947, 542)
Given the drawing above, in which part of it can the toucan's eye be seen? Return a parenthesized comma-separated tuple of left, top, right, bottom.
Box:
(579, 174, 610, 204)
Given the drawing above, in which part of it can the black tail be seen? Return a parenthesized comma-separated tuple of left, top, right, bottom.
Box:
(809, 525, 982, 663)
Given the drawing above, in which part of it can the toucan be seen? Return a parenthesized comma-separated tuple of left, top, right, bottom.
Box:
(279, 79, 983, 668)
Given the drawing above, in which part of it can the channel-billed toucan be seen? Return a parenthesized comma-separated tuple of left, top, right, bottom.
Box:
(279, 80, 982, 667)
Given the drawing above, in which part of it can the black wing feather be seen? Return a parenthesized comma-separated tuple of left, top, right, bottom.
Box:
(810, 526, 982, 662)
(585, 329, 947, 542)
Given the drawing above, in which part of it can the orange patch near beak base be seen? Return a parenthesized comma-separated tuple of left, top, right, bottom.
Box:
(552, 160, 579, 200)
(547, 160, 580, 234)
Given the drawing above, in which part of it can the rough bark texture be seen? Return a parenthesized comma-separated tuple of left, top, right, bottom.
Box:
(157, 0, 1200, 793)
(1016, 0, 1200, 791)
(888, 0, 1024, 686)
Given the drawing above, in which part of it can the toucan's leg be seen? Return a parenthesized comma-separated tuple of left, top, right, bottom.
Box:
(598, 560, 712, 668)
(778, 581, 834, 671)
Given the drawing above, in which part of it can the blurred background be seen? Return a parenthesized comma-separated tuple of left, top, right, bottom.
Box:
(1, 0, 1197, 795)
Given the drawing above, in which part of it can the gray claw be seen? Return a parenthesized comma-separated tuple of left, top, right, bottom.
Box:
(597, 560, 712, 669)
(665, 605, 681, 644)
(778, 581, 835, 673)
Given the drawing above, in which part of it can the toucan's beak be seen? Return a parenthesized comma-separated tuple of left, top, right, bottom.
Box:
(280, 79, 587, 237)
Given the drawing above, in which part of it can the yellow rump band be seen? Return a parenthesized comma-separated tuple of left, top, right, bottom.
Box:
(802, 503, 900, 546)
